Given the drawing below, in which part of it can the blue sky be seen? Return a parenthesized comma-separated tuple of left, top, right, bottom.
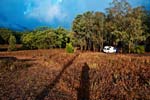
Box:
(0, 0, 150, 31)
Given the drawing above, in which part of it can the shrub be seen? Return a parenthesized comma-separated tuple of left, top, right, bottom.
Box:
(8, 35, 16, 51)
(133, 45, 145, 54)
(65, 43, 74, 53)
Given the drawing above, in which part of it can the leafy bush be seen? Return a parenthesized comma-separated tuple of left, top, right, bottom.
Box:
(132, 45, 145, 54)
(65, 43, 74, 53)
(8, 35, 16, 51)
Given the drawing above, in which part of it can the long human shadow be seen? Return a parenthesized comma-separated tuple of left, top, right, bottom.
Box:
(35, 54, 79, 100)
(77, 63, 90, 100)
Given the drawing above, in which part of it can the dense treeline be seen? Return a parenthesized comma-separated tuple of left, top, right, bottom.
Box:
(0, 28, 23, 44)
(72, 0, 150, 53)
(0, 27, 72, 50)
(22, 27, 71, 49)
(0, 0, 150, 53)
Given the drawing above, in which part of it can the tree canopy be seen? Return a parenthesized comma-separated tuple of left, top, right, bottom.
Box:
(72, 11, 105, 51)
(72, 0, 149, 53)
(21, 27, 70, 49)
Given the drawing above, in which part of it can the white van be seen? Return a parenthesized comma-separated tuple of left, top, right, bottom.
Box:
(103, 46, 117, 53)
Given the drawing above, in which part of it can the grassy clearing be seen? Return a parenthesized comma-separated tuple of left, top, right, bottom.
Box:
(0, 50, 150, 100)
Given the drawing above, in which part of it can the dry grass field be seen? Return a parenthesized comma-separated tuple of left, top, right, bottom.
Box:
(0, 49, 150, 100)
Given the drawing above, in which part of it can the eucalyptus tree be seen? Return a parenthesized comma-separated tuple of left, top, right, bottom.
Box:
(72, 13, 89, 51)
(105, 0, 146, 53)
(92, 12, 105, 51)
(72, 11, 105, 51)
(125, 7, 146, 53)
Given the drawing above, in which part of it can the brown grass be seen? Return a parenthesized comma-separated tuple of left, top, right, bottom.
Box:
(0, 50, 150, 100)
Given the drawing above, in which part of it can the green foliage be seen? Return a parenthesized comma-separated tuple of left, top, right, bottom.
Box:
(72, 0, 147, 53)
(132, 45, 145, 54)
(0, 28, 22, 45)
(65, 43, 74, 53)
(0, 28, 13, 44)
(21, 28, 70, 49)
(105, 0, 146, 53)
(21, 32, 36, 49)
(72, 11, 105, 51)
(55, 27, 70, 48)
(8, 35, 16, 51)
(34, 26, 50, 32)
(13, 32, 23, 44)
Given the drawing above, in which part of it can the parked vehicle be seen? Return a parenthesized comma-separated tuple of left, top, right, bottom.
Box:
(103, 46, 117, 53)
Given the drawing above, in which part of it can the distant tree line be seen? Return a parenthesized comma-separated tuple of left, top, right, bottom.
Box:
(0, 0, 150, 53)
(21, 27, 71, 49)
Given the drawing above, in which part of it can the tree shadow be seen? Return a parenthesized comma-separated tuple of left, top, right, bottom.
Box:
(77, 63, 90, 100)
(0, 56, 36, 70)
(0, 56, 36, 62)
(35, 54, 79, 100)
(0, 56, 17, 61)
